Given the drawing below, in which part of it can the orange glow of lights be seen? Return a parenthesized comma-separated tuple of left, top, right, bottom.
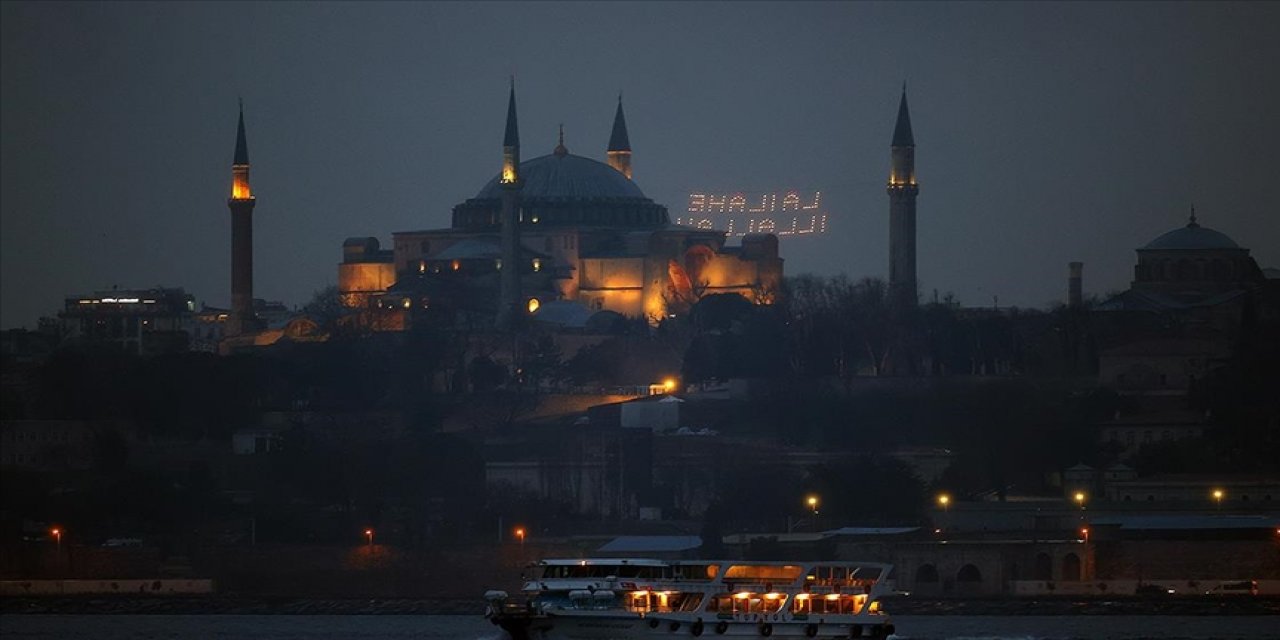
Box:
(825, 594, 841, 601)
(527, 298, 540, 314)
(1213, 489, 1224, 500)
(764, 593, 781, 600)
(1073, 492, 1086, 504)
(514, 527, 525, 541)
(662, 378, 676, 392)
(632, 590, 649, 597)
(451, 259, 461, 271)
(734, 592, 751, 599)
(937, 494, 951, 507)
(231, 167, 252, 200)
(794, 593, 810, 600)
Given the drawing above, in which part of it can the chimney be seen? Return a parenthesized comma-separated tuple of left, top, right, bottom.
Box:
(1068, 262, 1083, 308)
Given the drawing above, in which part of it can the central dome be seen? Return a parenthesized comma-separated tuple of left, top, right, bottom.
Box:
(1143, 222, 1240, 251)
(475, 153, 647, 200)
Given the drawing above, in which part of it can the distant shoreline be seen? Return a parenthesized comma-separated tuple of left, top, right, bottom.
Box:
(3, 595, 1278, 616)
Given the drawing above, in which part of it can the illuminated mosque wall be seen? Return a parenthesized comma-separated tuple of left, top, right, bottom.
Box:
(337, 92, 783, 327)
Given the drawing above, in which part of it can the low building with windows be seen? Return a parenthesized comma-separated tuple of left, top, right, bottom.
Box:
(59, 288, 195, 355)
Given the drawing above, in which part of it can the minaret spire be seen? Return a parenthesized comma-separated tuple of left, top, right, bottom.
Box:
(891, 86, 915, 148)
(606, 93, 633, 179)
(233, 98, 249, 166)
(498, 81, 524, 328)
(1188, 204, 1198, 227)
(501, 78, 520, 183)
(227, 101, 258, 337)
(887, 85, 919, 310)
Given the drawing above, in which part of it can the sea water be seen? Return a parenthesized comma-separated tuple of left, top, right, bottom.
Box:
(0, 614, 1277, 639)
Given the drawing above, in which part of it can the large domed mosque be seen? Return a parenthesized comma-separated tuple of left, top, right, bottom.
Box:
(1096, 207, 1276, 329)
(338, 85, 782, 330)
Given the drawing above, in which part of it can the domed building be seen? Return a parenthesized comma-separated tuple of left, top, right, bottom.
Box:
(1097, 208, 1277, 338)
(339, 88, 782, 328)
(1130, 210, 1262, 297)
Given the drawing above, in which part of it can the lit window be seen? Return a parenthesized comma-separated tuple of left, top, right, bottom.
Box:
(532, 258, 542, 272)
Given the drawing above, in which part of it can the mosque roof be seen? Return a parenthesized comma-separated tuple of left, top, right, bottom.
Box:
(530, 300, 594, 328)
(475, 153, 647, 200)
(432, 238, 503, 260)
(1143, 219, 1240, 251)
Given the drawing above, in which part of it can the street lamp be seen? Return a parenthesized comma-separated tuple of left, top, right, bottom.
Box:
(1073, 491, 1087, 510)
(806, 495, 819, 515)
(514, 527, 526, 546)
(364, 528, 374, 547)
(51, 527, 61, 551)
(662, 378, 677, 393)
(1080, 527, 1089, 544)
(937, 494, 951, 511)
(1212, 489, 1224, 510)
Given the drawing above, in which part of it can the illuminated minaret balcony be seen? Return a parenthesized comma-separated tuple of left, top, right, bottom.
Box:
(231, 164, 253, 200)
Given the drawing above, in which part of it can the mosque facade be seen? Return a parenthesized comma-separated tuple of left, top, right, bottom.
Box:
(338, 87, 783, 329)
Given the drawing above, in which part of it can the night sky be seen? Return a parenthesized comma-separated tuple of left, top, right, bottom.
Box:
(3, 1, 1278, 329)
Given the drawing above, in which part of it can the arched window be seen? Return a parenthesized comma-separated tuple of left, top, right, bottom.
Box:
(1034, 553, 1052, 580)
(957, 564, 982, 583)
(1062, 553, 1081, 581)
(915, 564, 939, 583)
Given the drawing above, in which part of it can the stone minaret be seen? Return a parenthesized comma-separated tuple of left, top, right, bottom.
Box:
(227, 101, 257, 336)
(887, 86, 919, 310)
(606, 94, 632, 179)
(498, 80, 523, 327)
(1068, 262, 1084, 308)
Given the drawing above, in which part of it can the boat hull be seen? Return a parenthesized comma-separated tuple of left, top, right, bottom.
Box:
(500, 611, 895, 640)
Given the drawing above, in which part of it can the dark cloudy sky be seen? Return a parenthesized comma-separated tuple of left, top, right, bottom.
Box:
(3, 1, 1278, 328)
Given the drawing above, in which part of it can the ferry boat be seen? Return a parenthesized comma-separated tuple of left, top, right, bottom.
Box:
(485, 558, 897, 639)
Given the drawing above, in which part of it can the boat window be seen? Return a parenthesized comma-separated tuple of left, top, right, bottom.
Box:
(792, 594, 812, 614)
(801, 593, 867, 615)
(673, 564, 719, 581)
(676, 593, 704, 612)
(723, 565, 804, 582)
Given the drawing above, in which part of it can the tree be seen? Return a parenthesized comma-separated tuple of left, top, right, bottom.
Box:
(302, 285, 345, 328)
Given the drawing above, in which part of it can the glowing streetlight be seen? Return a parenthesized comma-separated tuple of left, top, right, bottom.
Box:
(364, 528, 374, 547)
(514, 526, 526, 546)
(662, 378, 677, 393)
(937, 494, 951, 511)
(51, 527, 62, 551)
(1212, 489, 1224, 510)
(1080, 527, 1089, 544)
(1073, 491, 1086, 510)
(806, 495, 819, 515)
